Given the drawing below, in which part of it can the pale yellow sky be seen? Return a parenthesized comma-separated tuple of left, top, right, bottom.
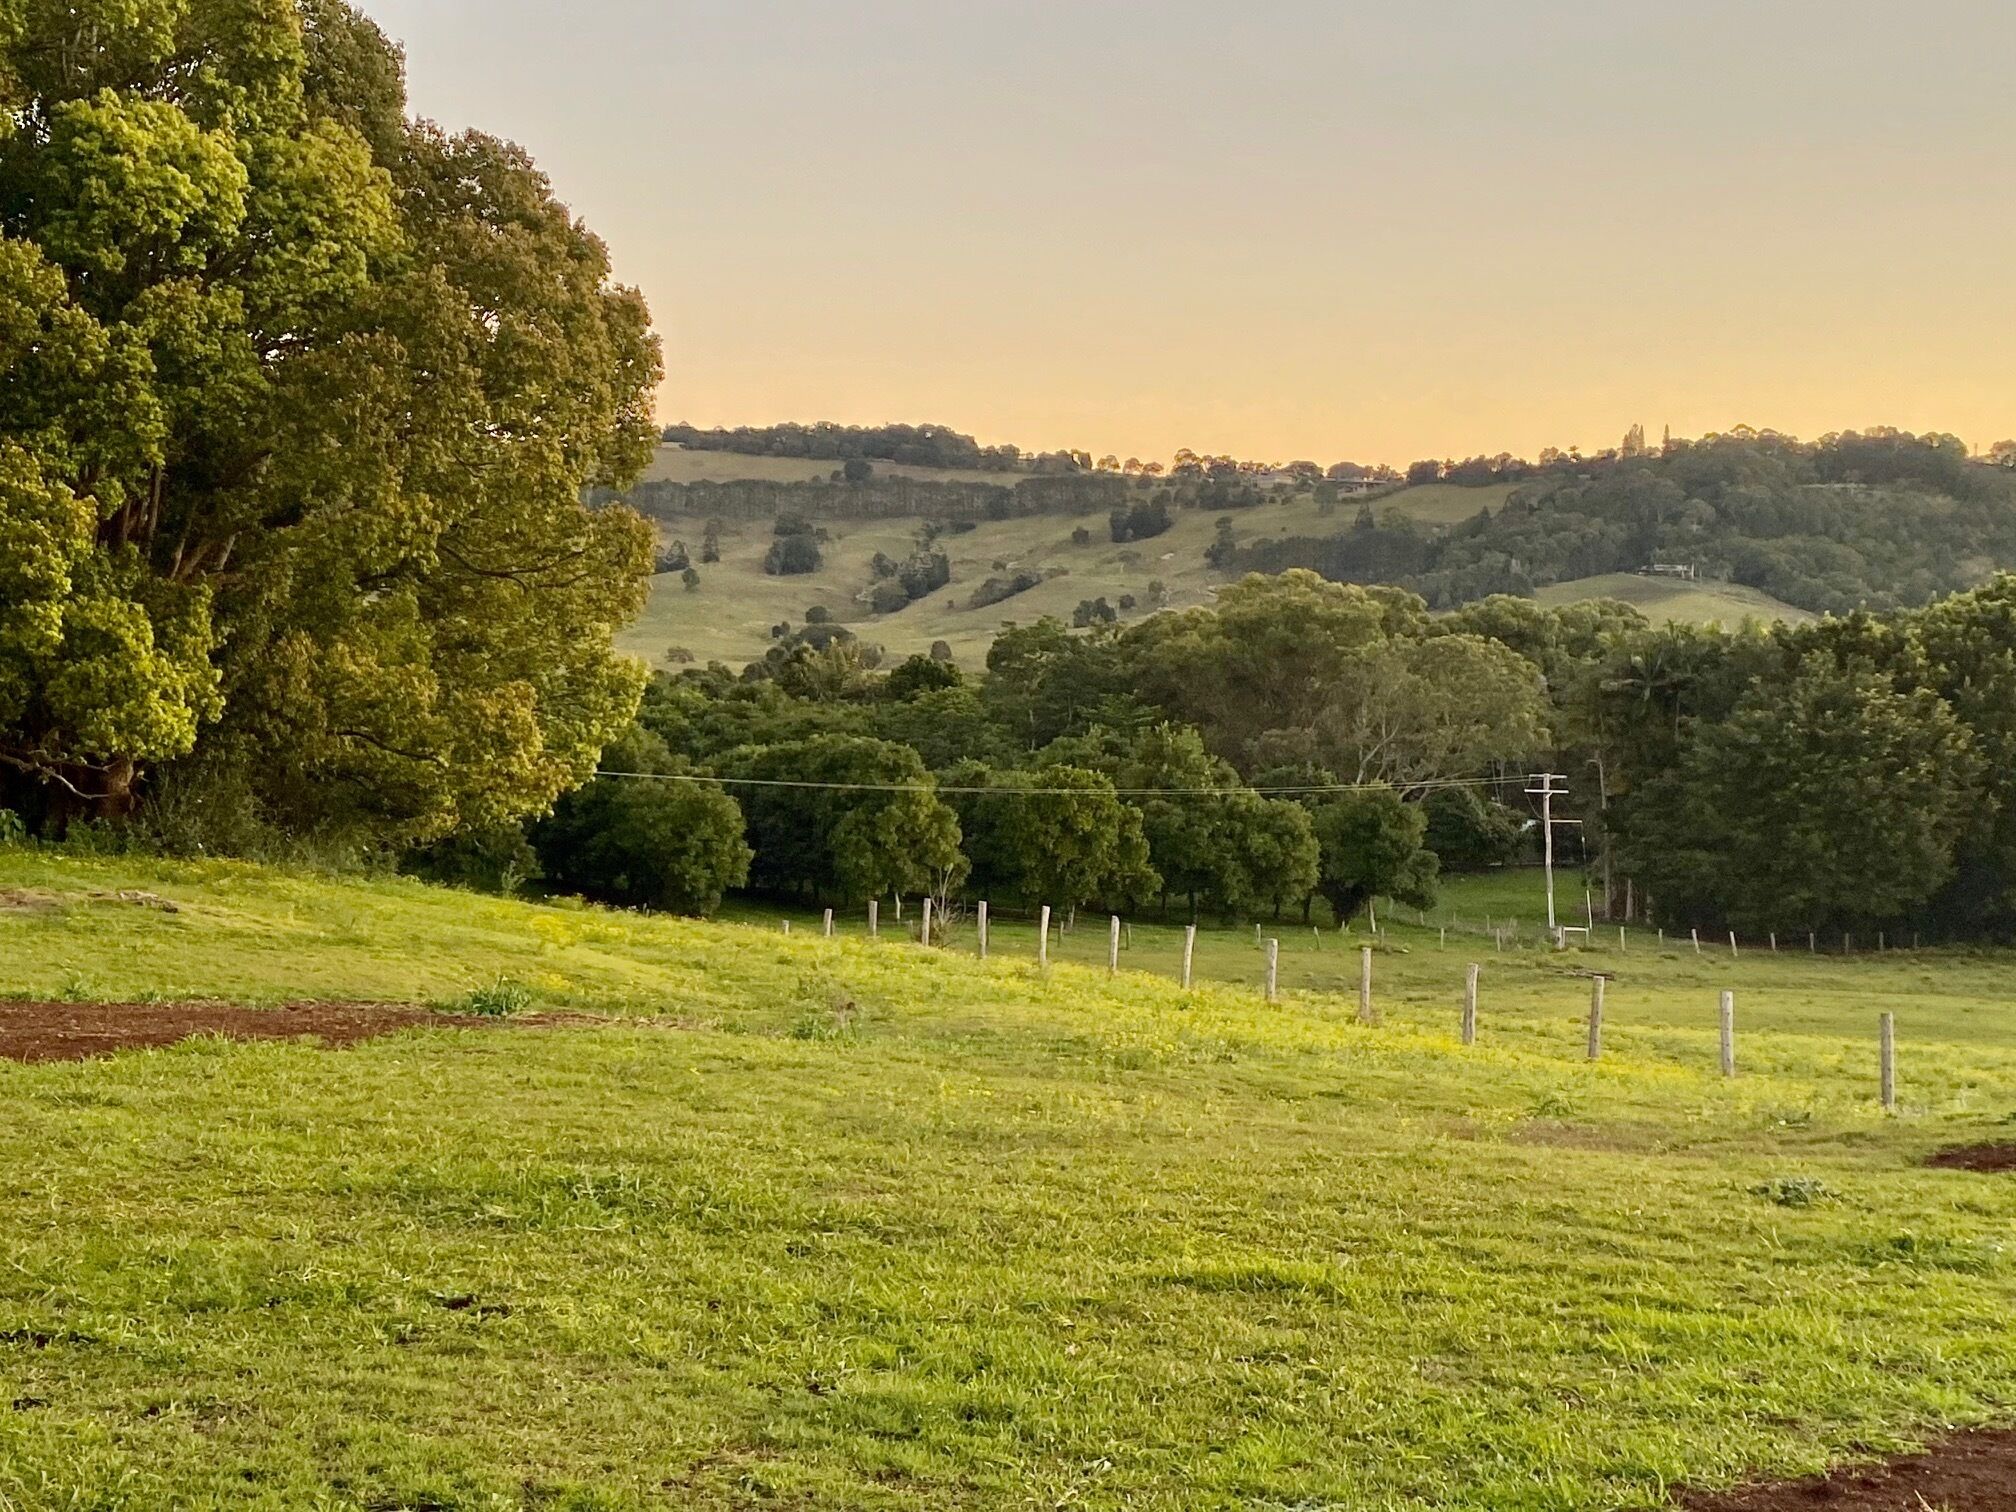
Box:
(367, 0, 2016, 466)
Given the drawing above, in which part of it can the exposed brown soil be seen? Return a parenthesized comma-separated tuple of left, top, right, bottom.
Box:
(1925, 1143, 2016, 1173)
(0, 999, 575, 1064)
(1676, 1428, 2016, 1510)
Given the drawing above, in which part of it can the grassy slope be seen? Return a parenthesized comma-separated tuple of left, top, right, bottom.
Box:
(619, 460, 1526, 667)
(1537, 572, 1812, 627)
(642, 445, 1021, 490)
(0, 852, 2013, 1509)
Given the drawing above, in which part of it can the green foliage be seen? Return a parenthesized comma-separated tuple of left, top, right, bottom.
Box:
(1245, 429, 2015, 617)
(762, 532, 823, 576)
(403, 823, 542, 897)
(883, 654, 962, 702)
(1622, 657, 1983, 936)
(1313, 788, 1438, 921)
(1421, 785, 1526, 872)
(728, 736, 965, 904)
(532, 727, 750, 917)
(451, 977, 534, 1018)
(0, 1, 660, 842)
(954, 763, 1157, 913)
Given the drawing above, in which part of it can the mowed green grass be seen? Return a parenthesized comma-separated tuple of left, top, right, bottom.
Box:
(1, 851, 2014, 1510)
(1536, 573, 1811, 628)
(618, 454, 1523, 667)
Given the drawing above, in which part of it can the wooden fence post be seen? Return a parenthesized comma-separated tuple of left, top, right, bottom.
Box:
(1587, 976, 1605, 1060)
(1109, 916, 1122, 975)
(1038, 906, 1050, 968)
(1462, 964, 1479, 1046)
(1691, 928, 1701, 955)
(1265, 939, 1280, 1004)
(1880, 1013, 1896, 1112)
(1720, 991, 1736, 1078)
(1728, 931, 1739, 959)
(823, 908, 834, 939)
(868, 900, 879, 938)
(1181, 924, 1197, 990)
(782, 920, 791, 936)
(977, 901, 989, 959)
(921, 897, 933, 948)
(1358, 947, 1376, 1026)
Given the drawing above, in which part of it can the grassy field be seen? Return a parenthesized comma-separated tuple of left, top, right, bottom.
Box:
(1536, 573, 1811, 628)
(619, 460, 1526, 667)
(643, 446, 1018, 490)
(0, 851, 2012, 1508)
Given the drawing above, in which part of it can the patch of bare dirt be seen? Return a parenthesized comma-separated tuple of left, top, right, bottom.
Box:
(0, 888, 59, 913)
(0, 1000, 580, 1064)
(1925, 1143, 2016, 1173)
(1676, 1428, 2016, 1510)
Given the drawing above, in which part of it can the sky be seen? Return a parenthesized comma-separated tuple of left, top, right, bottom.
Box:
(362, 0, 2016, 467)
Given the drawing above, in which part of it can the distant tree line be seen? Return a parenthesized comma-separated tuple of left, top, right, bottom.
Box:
(660, 421, 1091, 475)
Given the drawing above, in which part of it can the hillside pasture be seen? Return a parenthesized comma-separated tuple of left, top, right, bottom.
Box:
(0, 853, 2013, 1508)
(1536, 572, 1813, 627)
(643, 444, 1026, 490)
(620, 472, 1531, 667)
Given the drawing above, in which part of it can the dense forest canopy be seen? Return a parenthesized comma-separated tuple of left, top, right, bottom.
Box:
(0, 0, 660, 845)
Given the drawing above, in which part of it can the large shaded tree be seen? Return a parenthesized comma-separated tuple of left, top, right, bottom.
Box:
(0, 1, 660, 842)
(727, 736, 966, 904)
(1621, 656, 1983, 936)
(531, 726, 750, 917)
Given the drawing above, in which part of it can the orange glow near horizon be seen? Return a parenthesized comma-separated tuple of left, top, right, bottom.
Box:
(366, 0, 2016, 467)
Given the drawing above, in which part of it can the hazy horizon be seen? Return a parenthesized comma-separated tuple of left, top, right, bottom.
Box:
(363, 0, 2016, 465)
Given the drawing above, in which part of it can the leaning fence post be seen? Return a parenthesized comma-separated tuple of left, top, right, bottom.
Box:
(977, 901, 989, 959)
(1358, 947, 1377, 1026)
(1728, 931, 1738, 959)
(1181, 924, 1197, 989)
(1038, 906, 1051, 968)
(1691, 928, 1701, 955)
(1880, 1013, 1897, 1112)
(1587, 976, 1605, 1060)
(1462, 964, 1479, 1046)
(1109, 916, 1122, 976)
(1265, 938, 1280, 1004)
(1720, 991, 1736, 1078)
(823, 908, 834, 939)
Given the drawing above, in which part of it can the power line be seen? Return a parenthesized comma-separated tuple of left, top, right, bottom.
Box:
(591, 770, 1526, 799)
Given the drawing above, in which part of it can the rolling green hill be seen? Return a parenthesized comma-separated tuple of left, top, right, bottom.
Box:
(1535, 572, 1813, 627)
(1, 851, 2013, 1507)
(617, 452, 1528, 667)
(644, 444, 1020, 490)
